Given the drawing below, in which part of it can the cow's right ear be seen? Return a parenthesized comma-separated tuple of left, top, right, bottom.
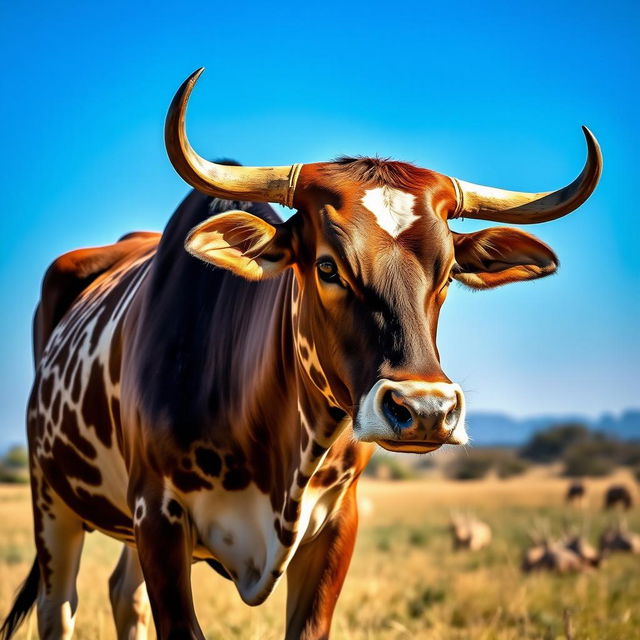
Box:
(185, 211, 295, 280)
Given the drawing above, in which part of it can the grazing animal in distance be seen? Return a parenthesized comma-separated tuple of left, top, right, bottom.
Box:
(599, 522, 640, 555)
(522, 522, 600, 573)
(563, 535, 601, 568)
(522, 540, 586, 574)
(603, 484, 633, 510)
(566, 480, 586, 506)
(1, 67, 602, 640)
(450, 513, 492, 551)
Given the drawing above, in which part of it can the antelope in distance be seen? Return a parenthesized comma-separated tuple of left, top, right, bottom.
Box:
(522, 524, 600, 574)
(600, 521, 640, 555)
(564, 535, 601, 568)
(522, 540, 587, 574)
(449, 512, 492, 551)
(562, 522, 601, 568)
(2, 68, 602, 640)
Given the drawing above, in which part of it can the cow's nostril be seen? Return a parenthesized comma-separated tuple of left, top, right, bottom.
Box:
(381, 390, 413, 432)
(444, 391, 462, 429)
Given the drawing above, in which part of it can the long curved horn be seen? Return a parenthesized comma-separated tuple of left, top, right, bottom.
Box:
(165, 68, 302, 207)
(450, 127, 602, 223)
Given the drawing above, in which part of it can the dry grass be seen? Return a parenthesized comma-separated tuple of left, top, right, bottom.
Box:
(1, 469, 639, 639)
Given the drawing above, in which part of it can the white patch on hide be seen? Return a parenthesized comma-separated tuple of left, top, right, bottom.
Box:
(361, 187, 418, 238)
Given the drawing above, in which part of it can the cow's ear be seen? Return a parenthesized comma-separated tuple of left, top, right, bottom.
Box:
(185, 211, 294, 280)
(452, 227, 558, 289)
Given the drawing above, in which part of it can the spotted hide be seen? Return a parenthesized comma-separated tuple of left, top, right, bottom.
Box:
(2, 69, 601, 640)
(4, 194, 373, 640)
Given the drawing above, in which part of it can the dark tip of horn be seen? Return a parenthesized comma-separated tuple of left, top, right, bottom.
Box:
(581, 125, 602, 168)
(191, 67, 205, 82)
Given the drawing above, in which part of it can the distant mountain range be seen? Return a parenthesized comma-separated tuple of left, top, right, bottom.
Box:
(466, 409, 640, 446)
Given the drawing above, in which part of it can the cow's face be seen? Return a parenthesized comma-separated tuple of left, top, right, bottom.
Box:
(169, 70, 600, 453)
(185, 159, 558, 453)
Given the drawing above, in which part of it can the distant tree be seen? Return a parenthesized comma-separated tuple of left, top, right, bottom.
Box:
(563, 440, 616, 477)
(447, 452, 493, 481)
(383, 456, 418, 480)
(519, 423, 590, 463)
(496, 455, 529, 479)
(447, 449, 528, 481)
(0, 445, 30, 484)
(619, 442, 640, 467)
(364, 452, 417, 480)
(3, 445, 28, 468)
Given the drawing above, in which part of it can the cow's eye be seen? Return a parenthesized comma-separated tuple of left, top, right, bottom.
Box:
(317, 259, 344, 286)
(439, 276, 453, 294)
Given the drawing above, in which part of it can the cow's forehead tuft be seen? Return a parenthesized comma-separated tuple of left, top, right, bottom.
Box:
(323, 157, 431, 191)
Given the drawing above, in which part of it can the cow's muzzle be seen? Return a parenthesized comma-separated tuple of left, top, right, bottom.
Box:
(355, 379, 467, 453)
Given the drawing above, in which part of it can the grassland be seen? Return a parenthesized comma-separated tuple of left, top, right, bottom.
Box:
(1, 469, 639, 639)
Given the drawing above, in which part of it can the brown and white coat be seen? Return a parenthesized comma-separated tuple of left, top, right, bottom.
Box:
(2, 69, 601, 640)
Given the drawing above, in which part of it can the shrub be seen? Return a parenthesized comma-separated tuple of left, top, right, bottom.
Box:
(563, 440, 616, 477)
(364, 452, 417, 480)
(619, 442, 640, 467)
(520, 423, 590, 463)
(446, 448, 529, 480)
(384, 456, 418, 480)
(0, 445, 29, 483)
(407, 585, 446, 618)
(3, 445, 28, 468)
(374, 527, 393, 552)
(363, 452, 385, 478)
(0, 465, 29, 484)
(447, 452, 493, 480)
(408, 528, 428, 547)
(0, 544, 28, 564)
(496, 456, 529, 479)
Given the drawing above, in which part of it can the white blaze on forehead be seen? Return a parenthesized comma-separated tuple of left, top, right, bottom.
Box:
(361, 186, 418, 238)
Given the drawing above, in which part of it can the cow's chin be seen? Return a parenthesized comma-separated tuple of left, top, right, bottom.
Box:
(376, 439, 443, 454)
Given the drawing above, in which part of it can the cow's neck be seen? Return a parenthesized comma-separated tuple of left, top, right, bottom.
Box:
(197, 270, 351, 599)
(290, 276, 350, 451)
(236, 272, 350, 516)
(250, 272, 349, 547)
(198, 270, 346, 492)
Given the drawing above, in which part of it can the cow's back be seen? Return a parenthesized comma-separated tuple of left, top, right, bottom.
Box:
(29, 233, 159, 539)
(33, 231, 160, 363)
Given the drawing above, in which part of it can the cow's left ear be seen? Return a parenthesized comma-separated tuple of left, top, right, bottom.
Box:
(452, 227, 558, 289)
(185, 211, 295, 280)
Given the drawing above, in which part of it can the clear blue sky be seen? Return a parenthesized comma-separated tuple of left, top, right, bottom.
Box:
(1, 1, 638, 444)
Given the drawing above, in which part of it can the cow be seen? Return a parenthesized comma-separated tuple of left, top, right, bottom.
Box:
(603, 484, 634, 510)
(1, 68, 602, 640)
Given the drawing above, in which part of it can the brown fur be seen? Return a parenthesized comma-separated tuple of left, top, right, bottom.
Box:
(6, 153, 566, 639)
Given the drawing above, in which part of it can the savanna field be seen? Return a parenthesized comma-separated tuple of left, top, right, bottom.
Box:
(1, 468, 638, 640)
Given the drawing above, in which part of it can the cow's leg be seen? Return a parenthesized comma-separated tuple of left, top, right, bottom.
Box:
(109, 544, 151, 640)
(34, 487, 85, 640)
(285, 484, 359, 640)
(132, 489, 203, 640)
